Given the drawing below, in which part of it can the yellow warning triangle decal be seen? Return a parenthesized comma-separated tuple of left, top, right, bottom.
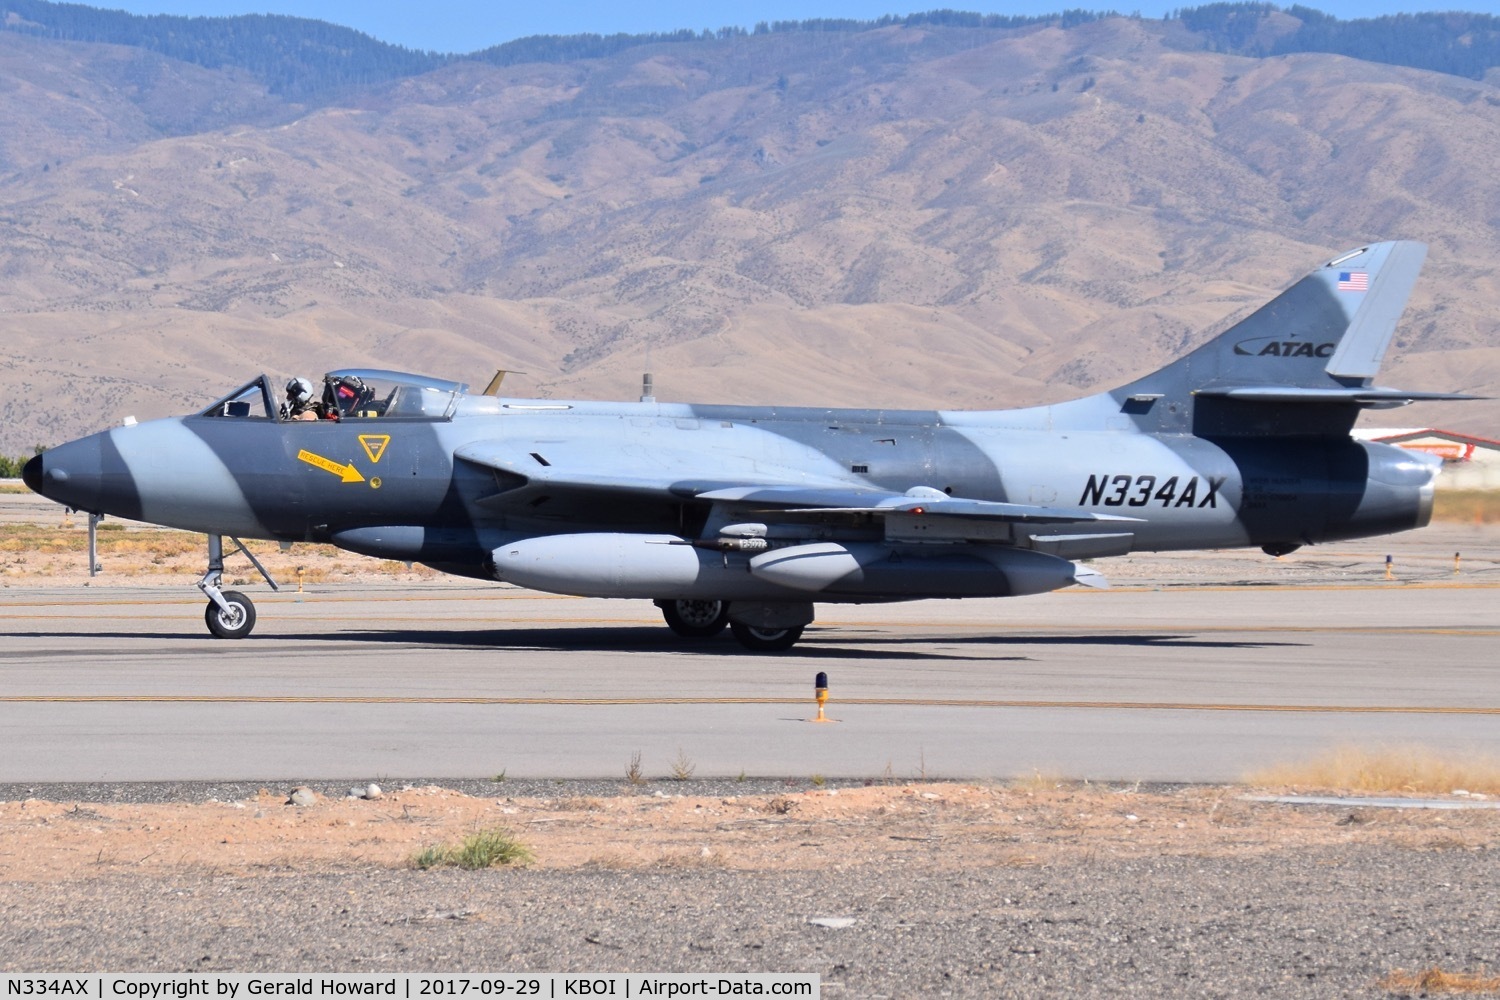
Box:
(358, 434, 390, 463)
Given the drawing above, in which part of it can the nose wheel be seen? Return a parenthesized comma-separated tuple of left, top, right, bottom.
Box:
(205, 590, 257, 639)
(197, 534, 278, 639)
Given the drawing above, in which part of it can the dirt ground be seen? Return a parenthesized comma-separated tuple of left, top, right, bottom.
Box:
(3, 782, 1496, 883)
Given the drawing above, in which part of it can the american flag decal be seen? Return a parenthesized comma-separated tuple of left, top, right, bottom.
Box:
(1338, 271, 1369, 291)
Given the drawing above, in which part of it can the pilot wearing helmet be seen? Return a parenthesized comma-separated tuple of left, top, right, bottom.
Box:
(282, 377, 325, 421)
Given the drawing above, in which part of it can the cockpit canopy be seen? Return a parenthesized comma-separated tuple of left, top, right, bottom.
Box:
(200, 370, 469, 422)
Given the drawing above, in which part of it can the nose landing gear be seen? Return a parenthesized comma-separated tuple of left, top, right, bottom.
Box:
(205, 589, 257, 639)
(198, 534, 279, 639)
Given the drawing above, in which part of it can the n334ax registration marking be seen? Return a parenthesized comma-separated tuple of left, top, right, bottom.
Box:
(1080, 474, 1224, 509)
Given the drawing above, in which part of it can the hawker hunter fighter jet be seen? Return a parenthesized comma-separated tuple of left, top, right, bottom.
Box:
(25, 241, 1471, 650)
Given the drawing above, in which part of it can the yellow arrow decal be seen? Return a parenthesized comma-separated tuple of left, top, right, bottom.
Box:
(358, 434, 390, 463)
(298, 449, 365, 483)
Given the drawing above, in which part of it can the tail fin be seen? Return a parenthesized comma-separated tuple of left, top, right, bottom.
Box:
(1112, 241, 1475, 436)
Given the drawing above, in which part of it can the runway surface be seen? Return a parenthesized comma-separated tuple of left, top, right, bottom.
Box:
(2, 551, 1498, 783)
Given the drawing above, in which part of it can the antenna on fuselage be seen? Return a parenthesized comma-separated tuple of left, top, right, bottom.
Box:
(640, 333, 656, 403)
(482, 369, 527, 396)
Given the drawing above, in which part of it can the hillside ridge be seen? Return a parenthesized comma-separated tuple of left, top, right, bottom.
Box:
(0, 11, 1497, 451)
(3, 2, 1500, 104)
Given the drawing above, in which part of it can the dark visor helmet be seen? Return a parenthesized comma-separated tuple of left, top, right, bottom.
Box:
(285, 377, 314, 404)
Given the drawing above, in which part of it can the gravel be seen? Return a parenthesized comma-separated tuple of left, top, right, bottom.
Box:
(0, 777, 890, 806)
(4, 848, 1497, 995)
(1, 782, 1497, 996)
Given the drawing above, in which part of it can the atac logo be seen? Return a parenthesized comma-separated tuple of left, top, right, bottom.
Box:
(1233, 336, 1336, 359)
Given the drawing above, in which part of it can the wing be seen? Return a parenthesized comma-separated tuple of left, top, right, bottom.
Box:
(454, 439, 830, 501)
(455, 442, 1137, 543)
(690, 484, 1140, 525)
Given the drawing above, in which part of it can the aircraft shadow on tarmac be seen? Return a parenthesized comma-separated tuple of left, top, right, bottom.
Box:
(2, 628, 1304, 661)
(28, 623, 1303, 655)
(293, 626, 1304, 658)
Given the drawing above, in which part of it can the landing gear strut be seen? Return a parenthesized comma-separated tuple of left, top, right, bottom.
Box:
(198, 534, 278, 639)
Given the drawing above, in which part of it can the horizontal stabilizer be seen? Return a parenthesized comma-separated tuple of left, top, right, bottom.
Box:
(1071, 564, 1110, 590)
(1194, 386, 1484, 406)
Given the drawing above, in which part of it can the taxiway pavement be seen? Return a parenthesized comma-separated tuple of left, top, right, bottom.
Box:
(2, 534, 1497, 783)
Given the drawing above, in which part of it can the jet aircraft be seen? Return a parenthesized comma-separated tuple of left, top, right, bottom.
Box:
(24, 241, 1472, 651)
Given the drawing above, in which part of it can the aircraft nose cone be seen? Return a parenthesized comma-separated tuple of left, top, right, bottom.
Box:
(21, 454, 43, 495)
(25, 433, 107, 513)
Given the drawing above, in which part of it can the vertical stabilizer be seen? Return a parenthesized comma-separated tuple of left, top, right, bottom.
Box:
(1120, 240, 1428, 398)
(1097, 241, 1470, 436)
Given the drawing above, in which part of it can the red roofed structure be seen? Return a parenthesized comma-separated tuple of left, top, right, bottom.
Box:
(1354, 429, 1500, 490)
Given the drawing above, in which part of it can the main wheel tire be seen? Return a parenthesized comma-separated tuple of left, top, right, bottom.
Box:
(205, 590, 257, 639)
(660, 599, 731, 638)
(729, 620, 804, 652)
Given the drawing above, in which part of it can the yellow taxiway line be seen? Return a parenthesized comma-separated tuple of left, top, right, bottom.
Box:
(2, 694, 1498, 715)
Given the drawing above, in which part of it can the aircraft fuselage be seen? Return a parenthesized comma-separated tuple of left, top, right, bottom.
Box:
(29, 395, 1434, 582)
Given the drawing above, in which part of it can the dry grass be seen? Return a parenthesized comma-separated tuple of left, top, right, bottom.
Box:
(411, 828, 533, 871)
(0, 523, 437, 583)
(1431, 490, 1500, 524)
(1008, 770, 1073, 794)
(1247, 745, 1500, 796)
(669, 748, 696, 782)
(1378, 967, 1500, 993)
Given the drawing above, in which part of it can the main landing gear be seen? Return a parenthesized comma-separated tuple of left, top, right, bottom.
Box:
(656, 599, 731, 638)
(728, 621, 805, 652)
(655, 599, 812, 652)
(198, 534, 279, 639)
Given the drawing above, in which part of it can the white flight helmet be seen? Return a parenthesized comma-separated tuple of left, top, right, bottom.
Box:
(285, 377, 314, 404)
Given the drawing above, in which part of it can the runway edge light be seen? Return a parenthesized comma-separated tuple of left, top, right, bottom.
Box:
(812, 670, 833, 724)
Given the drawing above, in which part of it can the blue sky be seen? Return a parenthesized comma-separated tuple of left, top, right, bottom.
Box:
(98, 0, 1499, 54)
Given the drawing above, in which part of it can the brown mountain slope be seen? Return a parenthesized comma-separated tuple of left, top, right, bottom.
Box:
(0, 17, 1497, 453)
